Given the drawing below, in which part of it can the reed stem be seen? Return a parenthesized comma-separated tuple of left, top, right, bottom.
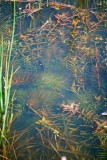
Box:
(0, 1, 16, 158)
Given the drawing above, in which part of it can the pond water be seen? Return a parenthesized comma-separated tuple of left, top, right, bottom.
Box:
(0, 1, 107, 160)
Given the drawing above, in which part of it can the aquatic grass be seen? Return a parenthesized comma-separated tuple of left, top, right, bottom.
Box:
(0, 1, 16, 158)
(34, 104, 96, 159)
(5, 128, 35, 160)
(97, 148, 107, 159)
(37, 72, 67, 93)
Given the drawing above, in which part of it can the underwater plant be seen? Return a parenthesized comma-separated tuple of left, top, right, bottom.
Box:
(0, 0, 107, 159)
(60, 101, 80, 115)
(26, 90, 44, 109)
(12, 71, 36, 85)
(26, 88, 62, 112)
(36, 72, 67, 93)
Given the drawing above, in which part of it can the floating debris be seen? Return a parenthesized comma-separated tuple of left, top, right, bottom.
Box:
(61, 156, 67, 160)
(101, 111, 107, 116)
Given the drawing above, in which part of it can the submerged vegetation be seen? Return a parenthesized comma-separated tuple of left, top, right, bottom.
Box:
(0, 0, 107, 159)
(37, 72, 67, 92)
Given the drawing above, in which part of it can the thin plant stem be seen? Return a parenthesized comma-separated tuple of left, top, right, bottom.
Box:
(1, 0, 16, 142)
